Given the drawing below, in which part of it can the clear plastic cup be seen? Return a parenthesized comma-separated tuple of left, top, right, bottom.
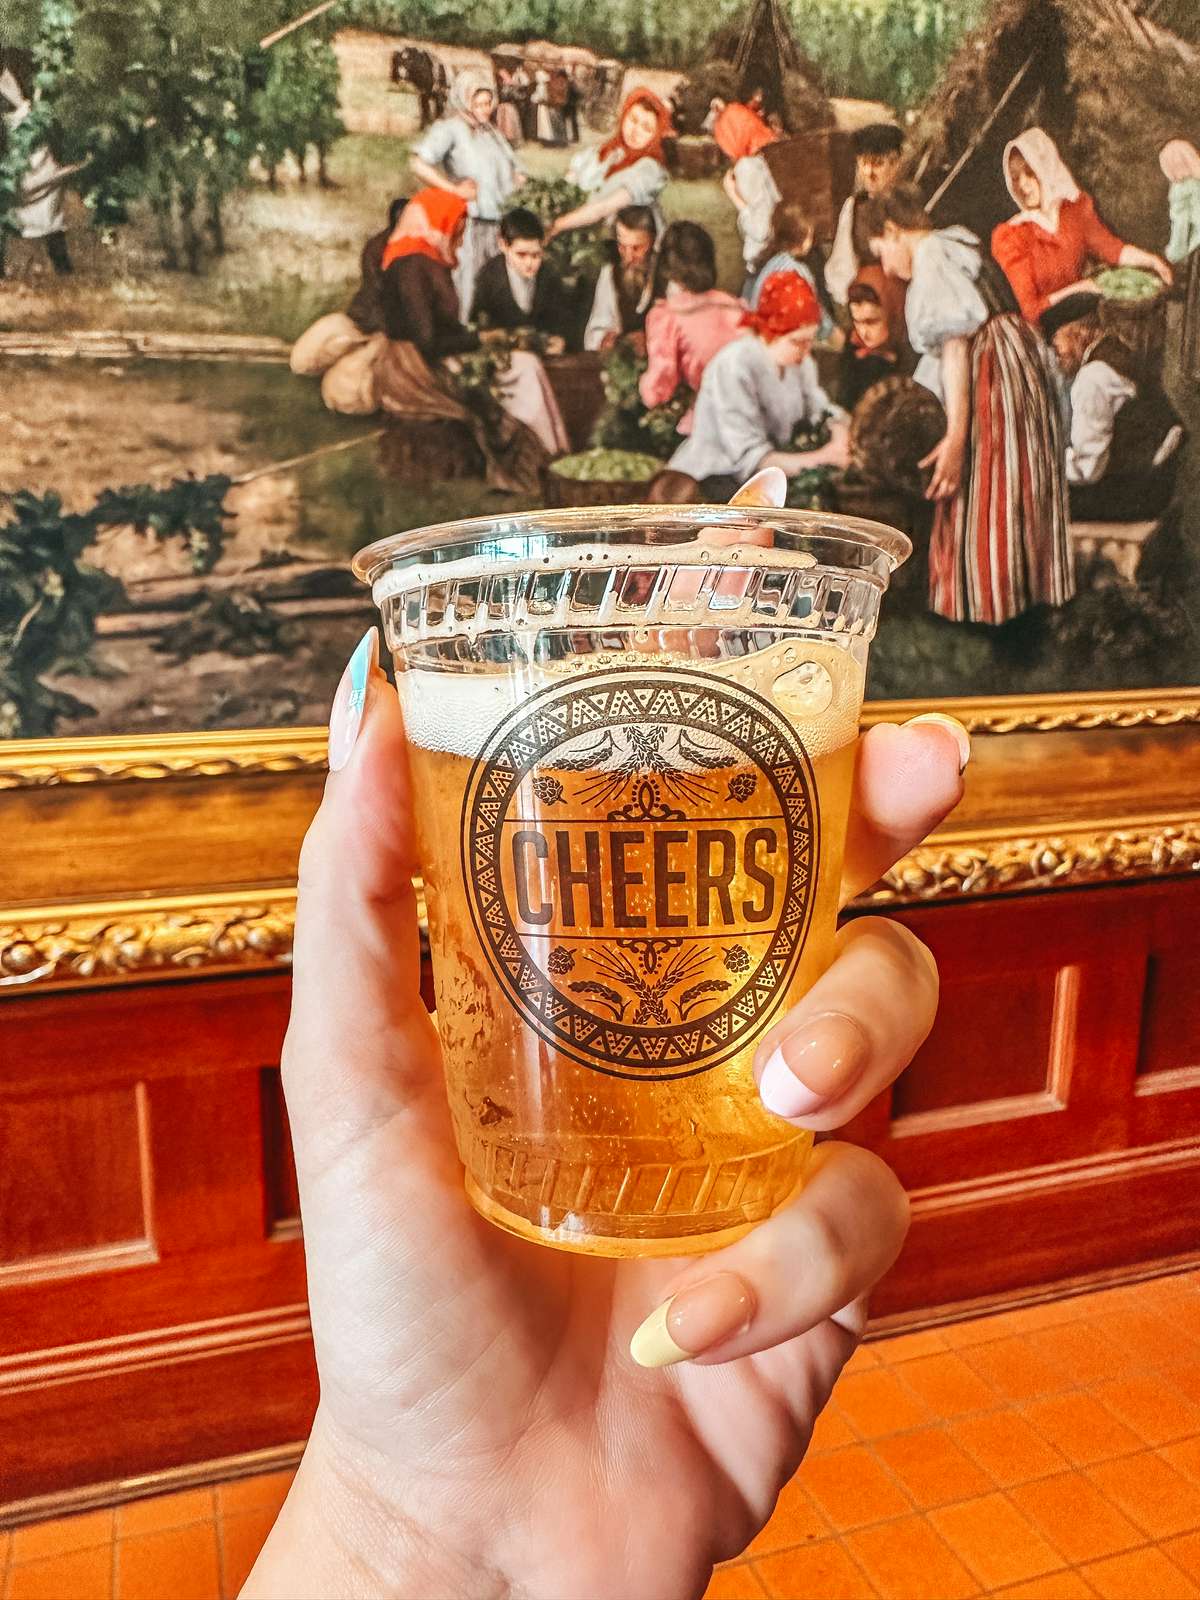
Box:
(354, 505, 908, 1256)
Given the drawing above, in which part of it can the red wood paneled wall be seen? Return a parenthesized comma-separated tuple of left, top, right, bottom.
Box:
(2, 877, 1198, 1504)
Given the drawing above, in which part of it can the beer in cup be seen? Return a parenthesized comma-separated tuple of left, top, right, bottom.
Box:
(353, 506, 908, 1256)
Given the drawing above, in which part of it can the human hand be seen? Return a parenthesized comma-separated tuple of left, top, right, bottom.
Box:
(921, 430, 966, 500)
(248, 513, 968, 1600)
(599, 329, 621, 351)
(457, 178, 479, 201)
(545, 334, 566, 356)
(1149, 253, 1174, 288)
(821, 419, 852, 469)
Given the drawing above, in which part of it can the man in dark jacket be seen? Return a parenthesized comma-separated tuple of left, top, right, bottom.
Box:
(471, 207, 569, 349)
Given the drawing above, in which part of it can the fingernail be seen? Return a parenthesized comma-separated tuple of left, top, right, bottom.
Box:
(758, 1012, 871, 1120)
(328, 626, 378, 773)
(730, 466, 787, 507)
(630, 1274, 756, 1368)
(905, 712, 971, 774)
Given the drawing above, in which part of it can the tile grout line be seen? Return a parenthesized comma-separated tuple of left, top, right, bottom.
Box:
(724, 1416, 1200, 1572)
(741, 1506, 1200, 1595)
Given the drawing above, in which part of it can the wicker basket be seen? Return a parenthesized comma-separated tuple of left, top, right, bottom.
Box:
(544, 469, 657, 508)
(849, 376, 946, 499)
(668, 137, 723, 182)
(1098, 284, 1168, 372)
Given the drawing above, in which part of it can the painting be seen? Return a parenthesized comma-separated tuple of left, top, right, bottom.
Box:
(1, 0, 1198, 742)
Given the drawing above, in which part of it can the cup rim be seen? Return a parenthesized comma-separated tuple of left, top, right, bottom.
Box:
(352, 503, 913, 588)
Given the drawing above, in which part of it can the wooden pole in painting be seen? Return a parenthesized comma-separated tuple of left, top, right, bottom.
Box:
(926, 50, 1036, 214)
(259, 0, 342, 50)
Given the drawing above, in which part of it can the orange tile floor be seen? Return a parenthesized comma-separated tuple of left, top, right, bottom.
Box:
(4, 1270, 1200, 1600)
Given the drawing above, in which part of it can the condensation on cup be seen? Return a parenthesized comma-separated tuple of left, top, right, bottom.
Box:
(354, 505, 909, 1257)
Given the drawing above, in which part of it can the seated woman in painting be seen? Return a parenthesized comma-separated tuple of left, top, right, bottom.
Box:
(638, 221, 746, 438)
(375, 189, 568, 492)
(838, 268, 915, 412)
(547, 89, 671, 241)
(1044, 295, 1185, 523)
(865, 184, 1073, 626)
(711, 101, 780, 285)
(664, 272, 849, 500)
(289, 196, 409, 413)
(991, 129, 1171, 327)
(746, 200, 836, 340)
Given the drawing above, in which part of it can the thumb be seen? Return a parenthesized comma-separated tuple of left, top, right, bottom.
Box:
(283, 627, 443, 1170)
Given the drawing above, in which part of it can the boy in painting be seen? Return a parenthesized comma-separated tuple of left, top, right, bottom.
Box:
(825, 123, 904, 309)
(471, 208, 569, 348)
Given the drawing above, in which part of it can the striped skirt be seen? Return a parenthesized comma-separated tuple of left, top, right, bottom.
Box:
(928, 313, 1074, 626)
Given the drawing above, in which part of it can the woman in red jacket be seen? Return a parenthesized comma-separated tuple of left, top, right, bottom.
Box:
(991, 128, 1171, 326)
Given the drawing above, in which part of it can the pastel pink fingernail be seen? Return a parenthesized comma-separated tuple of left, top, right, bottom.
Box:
(328, 626, 378, 773)
(758, 1012, 871, 1121)
(905, 712, 971, 774)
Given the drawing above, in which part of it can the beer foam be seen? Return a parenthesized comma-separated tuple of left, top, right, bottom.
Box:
(398, 669, 528, 757)
(398, 637, 864, 762)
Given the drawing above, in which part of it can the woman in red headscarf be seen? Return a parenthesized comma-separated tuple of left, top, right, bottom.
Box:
(667, 271, 850, 492)
(546, 89, 671, 238)
(712, 101, 781, 279)
(374, 188, 567, 491)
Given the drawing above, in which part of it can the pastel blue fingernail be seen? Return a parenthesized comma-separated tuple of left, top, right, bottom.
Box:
(328, 626, 378, 772)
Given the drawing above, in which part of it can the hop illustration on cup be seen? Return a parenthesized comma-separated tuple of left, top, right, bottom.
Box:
(354, 503, 908, 1257)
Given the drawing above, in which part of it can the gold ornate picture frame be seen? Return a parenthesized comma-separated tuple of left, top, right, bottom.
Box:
(5, 684, 1199, 995)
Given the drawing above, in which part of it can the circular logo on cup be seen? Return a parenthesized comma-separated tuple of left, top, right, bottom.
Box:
(460, 668, 819, 1080)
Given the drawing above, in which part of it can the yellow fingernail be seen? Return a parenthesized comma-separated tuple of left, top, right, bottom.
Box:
(630, 1275, 755, 1368)
(905, 712, 971, 773)
(629, 1298, 689, 1369)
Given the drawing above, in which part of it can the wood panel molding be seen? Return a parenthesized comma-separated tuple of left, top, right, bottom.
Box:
(0, 1305, 312, 1398)
(0, 1440, 306, 1531)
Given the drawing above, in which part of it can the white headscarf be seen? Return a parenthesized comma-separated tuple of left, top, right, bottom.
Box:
(1003, 128, 1081, 231)
(450, 68, 496, 125)
(1160, 139, 1200, 185)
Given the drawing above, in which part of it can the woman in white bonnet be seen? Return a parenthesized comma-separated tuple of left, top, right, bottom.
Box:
(410, 68, 525, 319)
(991, 127, 1170, 325)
